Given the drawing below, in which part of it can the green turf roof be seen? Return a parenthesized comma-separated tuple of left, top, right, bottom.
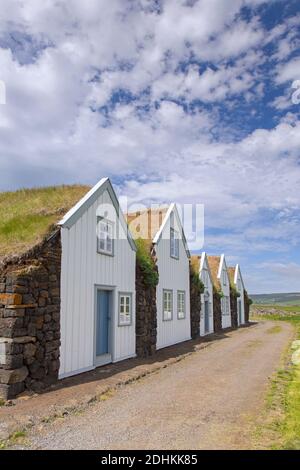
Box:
(0, 185, 90, 260)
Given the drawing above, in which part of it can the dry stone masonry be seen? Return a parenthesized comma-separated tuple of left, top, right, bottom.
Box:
(0, 231, 61, 399)
(244, 290, 251, 323)
(230, 287, 238, 329)
(213, 291, 222, 333)
(135, 262, 158, 358)
(189, 267, 202, 339)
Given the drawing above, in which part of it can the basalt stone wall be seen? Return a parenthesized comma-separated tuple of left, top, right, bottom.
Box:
(0, 231, 61, 400)
(190, 271, 201, 340)
(135, 262, 157, 358)
(244, 290, 250, 323)
(213, 292, 222, 333)
(230, 288, 238, 329)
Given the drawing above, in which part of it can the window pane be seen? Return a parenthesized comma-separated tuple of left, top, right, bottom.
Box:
(119, 294, 131, 324)
(106, 237, 112, 253)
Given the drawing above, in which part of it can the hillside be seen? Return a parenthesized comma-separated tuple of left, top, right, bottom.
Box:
(0, 185, 91, 261)
(251, 292, 300, 306)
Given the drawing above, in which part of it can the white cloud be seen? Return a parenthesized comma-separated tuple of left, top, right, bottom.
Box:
(276, 57, 300, 84)
(0, 0, 299, 293)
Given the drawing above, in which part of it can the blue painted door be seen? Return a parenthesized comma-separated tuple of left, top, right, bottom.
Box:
(204, 301, 209, 333)
(96, 290, 110, 356)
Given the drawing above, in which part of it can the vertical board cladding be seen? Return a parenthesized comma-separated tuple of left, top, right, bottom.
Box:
(200, 256, 214, 336)
(60, 188, 136, 379)
(213, 292, 222, 333)
(135, 262, 157, 357)
(0, 232, 61, 399)
(236, 269, 245, 324)
(220, 261, 231, 329)
(156, 213, 191, 350)
(230, 287, 238, 329)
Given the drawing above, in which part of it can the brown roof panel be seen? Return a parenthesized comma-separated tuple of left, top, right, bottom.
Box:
(207, 255, 221, 290)
(227, 266, 236, 288)
(190, 255, 200, 274)
(125, 207, 169, 241)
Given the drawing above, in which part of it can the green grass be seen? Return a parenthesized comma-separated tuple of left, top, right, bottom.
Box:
(251, 310, 300, 449)
(266, 325, 282, 334)
(253, 304, 300, 313)
(0, 430, 27, 450)
(0, 184, 90, 259)
(136, 238, 159, 288)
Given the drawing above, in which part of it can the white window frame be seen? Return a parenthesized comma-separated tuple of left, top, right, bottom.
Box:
(163, 289, 173, 321)
(177, 290, 186, 320)
(118, 292, 132, 326)
(97, 217, 114, 256)
(170, 228, 179, 259)
(222, 270, 227, 286)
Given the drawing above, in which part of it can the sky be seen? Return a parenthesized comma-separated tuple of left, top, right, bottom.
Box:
(0, 0, 299, 294)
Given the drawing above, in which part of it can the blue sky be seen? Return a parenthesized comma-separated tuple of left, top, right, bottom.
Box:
(0, 0, 300, 294)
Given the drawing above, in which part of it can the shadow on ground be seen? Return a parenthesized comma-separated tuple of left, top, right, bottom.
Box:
(41, 322, 257, 395)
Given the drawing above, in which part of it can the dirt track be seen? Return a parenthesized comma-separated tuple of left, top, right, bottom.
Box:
(18, 321, 293, 449)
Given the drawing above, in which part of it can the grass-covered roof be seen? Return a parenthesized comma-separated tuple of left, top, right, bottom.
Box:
(207, 255, 221, 291)
(0, 185, 90, 261)
(227, 266, 236, 288)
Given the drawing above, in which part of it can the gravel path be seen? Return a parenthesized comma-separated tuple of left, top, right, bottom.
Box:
(22, 321, 293, 450)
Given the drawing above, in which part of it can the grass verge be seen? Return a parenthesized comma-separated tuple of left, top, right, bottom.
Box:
(251, 312, 300, 449)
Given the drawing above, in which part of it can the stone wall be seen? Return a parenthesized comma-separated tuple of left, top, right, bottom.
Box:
(135, 262, 157, 357)
(230, 288, 238, 329)
(213, 291, 222, 332)
(0, 231, 61, 399)
(244, 290, 250, 323)
(190, 269, 201, 339)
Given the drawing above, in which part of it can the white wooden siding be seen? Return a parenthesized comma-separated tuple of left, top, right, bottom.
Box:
(236, 268, 245, 325)
(220, 259, 231, 329)
(60, 188, 136, 378)
(156, 210, 191, 349)
(200, 255, 214, 336)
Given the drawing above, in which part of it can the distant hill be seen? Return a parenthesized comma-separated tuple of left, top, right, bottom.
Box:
(251, 292, 300, 306)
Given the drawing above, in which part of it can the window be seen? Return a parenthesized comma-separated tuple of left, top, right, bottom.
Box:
(222, 270, 227, 286)
(177, 291, 186, 319)
(170, 228, 179, 259)
(97, 218, 114, 255)
(222, 296, 230, 316)
(119, 293, 132, 326)
(237, 279, 241, 291)
(163, 290, 173, 321)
